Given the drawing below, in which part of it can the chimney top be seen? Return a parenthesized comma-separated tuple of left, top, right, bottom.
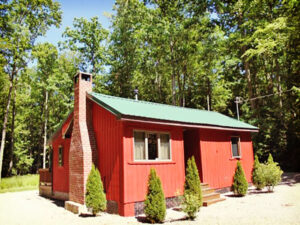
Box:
(74, 71, 92, 84)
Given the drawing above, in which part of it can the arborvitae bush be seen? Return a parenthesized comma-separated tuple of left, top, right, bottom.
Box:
(85, 164, 106, 216)
(144, 168, 166, 223)
(263, 154, 283, 192)
(182, 156, 202, 220)
(252, 155, 265, 190)
(232, 161, 248, 196)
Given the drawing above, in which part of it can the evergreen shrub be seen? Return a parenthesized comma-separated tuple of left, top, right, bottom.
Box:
(232, 161, 248, 196)
(85, 164, 107, 216)
(144, 168, 166, 223)
(182, 156, 202, 220)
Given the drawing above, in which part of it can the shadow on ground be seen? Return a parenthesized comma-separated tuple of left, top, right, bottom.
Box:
(280, 173, 300, 186)
(79, 213, 95, 218)
(136, 214, 188, 224)
(224, 194, 246, 198)
(49, 199, 65, 208)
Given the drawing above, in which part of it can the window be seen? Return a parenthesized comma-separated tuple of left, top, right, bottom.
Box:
(134, 131, 171, 161)
(231, 137, 241, 158)
(58, 146, 64, 166)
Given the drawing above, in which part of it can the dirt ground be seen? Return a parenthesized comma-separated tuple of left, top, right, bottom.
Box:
(0, 173, 299, 225)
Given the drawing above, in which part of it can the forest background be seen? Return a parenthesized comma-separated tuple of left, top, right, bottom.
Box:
(0, 0, 299, 179)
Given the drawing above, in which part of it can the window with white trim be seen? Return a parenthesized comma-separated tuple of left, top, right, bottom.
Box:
(133, 131, 171, 161)
(231, 137, 241, 158)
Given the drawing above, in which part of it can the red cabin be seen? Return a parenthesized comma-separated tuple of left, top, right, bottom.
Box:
(41, 72, 258, 216)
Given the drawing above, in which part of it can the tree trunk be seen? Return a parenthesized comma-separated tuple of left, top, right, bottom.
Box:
(8, 82, 17, 175)
(243, 54, 255, 110)
(172, 72, 176, 105)
(275, 59, 283, 109)
(170, 42, 176, 105)
(0, 78, 14, 180)
(43, 90, 48, 169)
(239, 13, 255, 110)
(207, 78, 211, 111)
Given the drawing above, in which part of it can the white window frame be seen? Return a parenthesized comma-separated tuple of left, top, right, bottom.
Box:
(231, 136, 242, 158)
(133, 130, 172, 161)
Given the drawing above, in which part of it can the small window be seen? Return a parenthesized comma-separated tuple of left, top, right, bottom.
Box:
(147, 133, 158, 160)
(49, 146, 53, 172)
(133, 131, 171, 161)
(160, 134, 170, 160)
(231, 137, 241, 158)
(58, 146, 64, 166)
(134, 131, 146, 160)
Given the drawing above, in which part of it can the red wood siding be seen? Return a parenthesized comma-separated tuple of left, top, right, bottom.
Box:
(121, 122, 185, 216)
(199, 129, 254, 189)
(183, 129, 202, 180)
(92, 103, 123, 203)
(52, 133, 70, 193)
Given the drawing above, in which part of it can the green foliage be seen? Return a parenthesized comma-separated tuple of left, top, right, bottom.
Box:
(0, 174, 38, 193)
(232, 161, 248, 196)
(263, 154, 283, 192)
(0, 0, 299, 179)
(183, 156, 202, 220)
(85, 164, 106, 215)
(60, 16, 108, 75)
(0, 0, 62, 179)
(252, 155, 265, 190)
(144, 168, 166, 223)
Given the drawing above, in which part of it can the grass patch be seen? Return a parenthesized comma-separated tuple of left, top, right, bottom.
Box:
(0, 174, 39, 193)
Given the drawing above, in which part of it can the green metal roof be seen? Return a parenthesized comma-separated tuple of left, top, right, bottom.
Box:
(88, 92, 258, 131)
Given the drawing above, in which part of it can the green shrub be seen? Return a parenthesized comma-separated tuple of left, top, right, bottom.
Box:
(85, 164, 106, 216)
(232, 161, 248, 196)
(252, 155, 265, 190)
(263, 154, 283, 192)
(144, 168, 166, 223)
(182, 156, 202, 220)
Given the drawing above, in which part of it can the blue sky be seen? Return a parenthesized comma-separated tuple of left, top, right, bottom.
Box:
(37, 0, 115, 46)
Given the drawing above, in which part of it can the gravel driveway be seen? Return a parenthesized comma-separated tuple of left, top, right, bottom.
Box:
(0, 173, 299, 225)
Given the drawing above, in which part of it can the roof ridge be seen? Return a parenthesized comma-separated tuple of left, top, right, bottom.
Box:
(90, 92, 219, 114)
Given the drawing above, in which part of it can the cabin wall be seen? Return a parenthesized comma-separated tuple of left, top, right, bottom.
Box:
(52, 133, 70, 194)
(183, 129, 202, 180)
(199, 128, 254, 189)
(121, 122, 185, 216)
(92, 103, 123, 207)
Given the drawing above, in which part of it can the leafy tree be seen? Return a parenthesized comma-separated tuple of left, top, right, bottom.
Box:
(85, 164, 106, 215)
(183, 156, 202, 220)
(60, 16, 108, 75)
(144, 168, 166, 223)
(252, 155, 265, 190)
(32, 42, 58, 169)
(0, 0, 62, 179)
(232, 161, 248, 196)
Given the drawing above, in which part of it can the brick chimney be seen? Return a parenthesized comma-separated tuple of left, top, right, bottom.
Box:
(69, 72, 97, 205)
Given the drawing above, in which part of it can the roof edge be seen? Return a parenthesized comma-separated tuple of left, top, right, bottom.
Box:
(120, 115, 259, 132)
(47, 110, 74, 145)
(87, 93, 122, 118)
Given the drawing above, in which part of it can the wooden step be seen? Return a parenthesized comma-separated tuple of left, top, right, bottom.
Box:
(203, 192, 220, 202)
(201, 183, 209, 188)
(200, 183, 226, 207)
(203, 197, 226, 206)
(202, 187, 215, 195)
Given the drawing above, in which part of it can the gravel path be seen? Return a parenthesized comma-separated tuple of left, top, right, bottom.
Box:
(0, 173, 299, 225)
